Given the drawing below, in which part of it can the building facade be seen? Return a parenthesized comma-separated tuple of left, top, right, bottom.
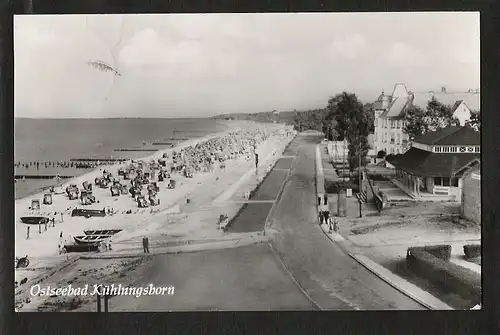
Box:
(372, 84, 480, 156)
(372, 84, 413, 155)
(461, 166, 481, 224)
(387, 126, 480, 201)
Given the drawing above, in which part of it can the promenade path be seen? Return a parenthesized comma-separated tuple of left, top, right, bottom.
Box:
(268, 133, 426, 310)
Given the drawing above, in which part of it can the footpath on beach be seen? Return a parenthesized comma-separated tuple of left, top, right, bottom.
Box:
(14, 122, 297, 297)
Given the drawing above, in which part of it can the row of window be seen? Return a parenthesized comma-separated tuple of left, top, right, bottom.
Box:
(433, 146, 480, 153)
(433, 176, 459, 187)
(378, 119, 407, 129)
(376, 132, 407, 144)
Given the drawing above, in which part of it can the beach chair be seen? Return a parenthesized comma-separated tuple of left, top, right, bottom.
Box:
(110, 185, 120, 197)
(43, 193, 53, 205)
(31, 199, 40, 210)
(137, 195, 149, 208)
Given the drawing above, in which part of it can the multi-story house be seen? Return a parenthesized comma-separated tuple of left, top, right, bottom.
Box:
(372, 83, 413, 155)
(372, 84, 480, 155)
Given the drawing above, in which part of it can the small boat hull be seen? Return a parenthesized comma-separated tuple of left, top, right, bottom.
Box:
(64, 244, 99, 253)
(20, 216, 49, 225)
(84, 229, 122, 235)
(71, 208, 106, 218)
(74, 235, 112, 244)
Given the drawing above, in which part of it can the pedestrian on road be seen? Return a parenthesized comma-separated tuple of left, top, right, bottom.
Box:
(324, 194, 328, 205)
(319, 210, 324, 225)
(318, 196, 321, 206)
(323, 210, 330, 226)
(255, 153, 259, 169)
(328, 217, 333, 233)
(26, 226, 30, 240)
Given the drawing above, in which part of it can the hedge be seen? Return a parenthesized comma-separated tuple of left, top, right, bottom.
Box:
(463, 244, 481, 259)
(407, 248, 481, 304)
(413, 245, 452, 261)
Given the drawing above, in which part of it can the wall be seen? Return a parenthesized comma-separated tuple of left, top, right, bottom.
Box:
(461, 172, 481, 224)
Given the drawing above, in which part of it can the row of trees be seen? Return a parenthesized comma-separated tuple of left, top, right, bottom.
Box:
(293, 92, 374, 171)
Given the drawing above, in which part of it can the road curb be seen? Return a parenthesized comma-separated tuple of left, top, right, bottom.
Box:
(348, 253, 454, 310)
(81, 236, 270, 259)
(268, 243, 322, 310)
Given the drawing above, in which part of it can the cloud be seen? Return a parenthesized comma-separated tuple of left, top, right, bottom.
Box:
(328, 33, 366, 60)
(388, 42, 424, 64)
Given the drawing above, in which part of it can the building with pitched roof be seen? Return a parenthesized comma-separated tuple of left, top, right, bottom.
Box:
(387, 126, 480, 201)
(372, 84, 413, 156)
(372, 84, 480, 156)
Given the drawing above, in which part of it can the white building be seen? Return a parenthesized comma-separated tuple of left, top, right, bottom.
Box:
(450, 100, 473, 126)
(372, 83, 413, 155)
(372, 84, 480, 155)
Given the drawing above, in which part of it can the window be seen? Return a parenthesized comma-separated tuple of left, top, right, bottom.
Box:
(433, 177, 441, 185)
(397, 120, 401, 129)
(442, 177, 450, 186)
(475, 146, 480, 153)
(434, 146, 441, 153)
(451, 178, 459, 187)
(396, 133, 401, 144)
(450, 146, 458, 153)
(391, 120, 395, 128)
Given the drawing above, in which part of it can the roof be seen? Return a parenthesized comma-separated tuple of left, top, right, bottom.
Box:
(450, 100, 463, 113)
(390, 147, 480, 177)
(413, 126, 480, 146)
(412, 92, 480, 112)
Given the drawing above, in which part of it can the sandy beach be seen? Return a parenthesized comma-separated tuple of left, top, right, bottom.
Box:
(15, 121, 296, 293)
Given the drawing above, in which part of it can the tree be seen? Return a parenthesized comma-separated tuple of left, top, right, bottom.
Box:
(465, 111, 480, 131)
(403, 97, 460, 141)
(326, 92, 372, 170)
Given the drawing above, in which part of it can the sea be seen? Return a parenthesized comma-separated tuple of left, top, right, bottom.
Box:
(14, 118, 228, 199)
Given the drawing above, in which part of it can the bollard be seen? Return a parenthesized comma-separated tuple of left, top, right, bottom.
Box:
(337, 190, 346, 217)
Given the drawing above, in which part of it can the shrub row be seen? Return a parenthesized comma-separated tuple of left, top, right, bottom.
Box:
(413, 244, 452, 261)
(407, 247, 481, 304)
(463, 244, 481, 259)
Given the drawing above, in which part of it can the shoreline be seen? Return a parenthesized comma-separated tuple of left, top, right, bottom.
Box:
(14, 120, 235, 202)
(14, 121, 297, 311)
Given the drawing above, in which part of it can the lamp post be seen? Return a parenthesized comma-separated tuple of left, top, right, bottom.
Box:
(358, 141, 362, 218)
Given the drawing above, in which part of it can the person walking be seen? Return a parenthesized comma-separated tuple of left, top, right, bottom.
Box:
(323, 209, 330, 228)
(145, 237, 150, 253)
(324, 194, 328, 206)
(26, 226, 30, 240)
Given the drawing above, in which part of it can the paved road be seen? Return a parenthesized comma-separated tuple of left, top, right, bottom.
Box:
(269, 134, 426, 310)
(108, 244, 316, 311)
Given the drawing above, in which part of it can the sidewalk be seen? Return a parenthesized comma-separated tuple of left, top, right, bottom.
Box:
(315, 143, 452, 310)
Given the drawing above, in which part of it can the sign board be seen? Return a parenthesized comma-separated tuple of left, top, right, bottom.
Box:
(346, 189, 352, 197)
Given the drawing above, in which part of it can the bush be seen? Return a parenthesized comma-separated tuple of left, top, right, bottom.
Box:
(463, 244, 481, 259)
(377, 150, 386, 159)
(407, 248, 481, 304)
(416, 245, 452, 261)
(325, 180, 359, 193)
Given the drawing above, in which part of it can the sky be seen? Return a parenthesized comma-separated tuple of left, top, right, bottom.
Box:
(14, 12, 480, 118)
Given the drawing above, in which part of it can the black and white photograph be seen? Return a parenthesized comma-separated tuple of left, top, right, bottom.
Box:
(14, 12, 481, 312)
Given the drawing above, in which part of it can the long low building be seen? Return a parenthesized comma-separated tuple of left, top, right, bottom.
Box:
(387, 126, 480, 201)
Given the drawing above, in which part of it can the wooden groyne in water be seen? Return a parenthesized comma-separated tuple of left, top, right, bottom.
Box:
(69, 158, 128, 162)
(113, 148, 159, 152)
(15, 175, 73, 180)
